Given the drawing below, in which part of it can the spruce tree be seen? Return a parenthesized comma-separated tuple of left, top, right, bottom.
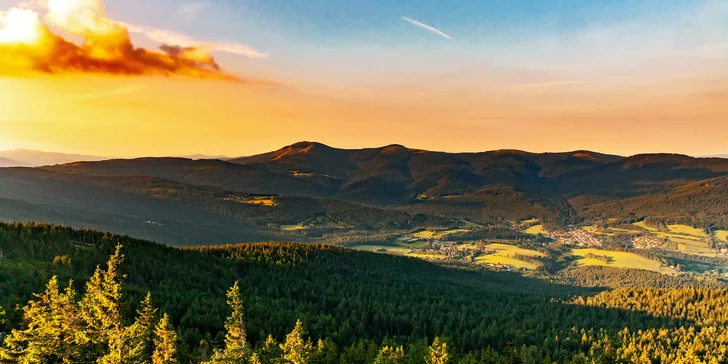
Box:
(0, 276, 80, 363)
(374, 346, 406, 364)
(78, 245, 126, 348)
(280, 320, 313, 364)
(206, 281, 250, 363)
(426, 337, 448, 364)
(152, 313, 177, 364)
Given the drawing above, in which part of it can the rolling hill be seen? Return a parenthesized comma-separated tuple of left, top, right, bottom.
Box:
(44, 142, 728, 228)
(0, 158, 28, 168)
(0, 167, 449, 245)
(0, 149, 107, 166)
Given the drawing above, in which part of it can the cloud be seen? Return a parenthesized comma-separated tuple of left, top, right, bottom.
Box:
(401, 16, 453, 40)
(177, 1, 207, 25)
(510, 80, 587, 91)
(0, 0, 258, 78)
(126, 23, 269, 59)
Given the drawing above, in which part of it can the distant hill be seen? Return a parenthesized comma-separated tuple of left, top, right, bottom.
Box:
(0, 167, 449, 245)
(0, 157, 29, 167)
(174, 154, 231, 160)
(0, 149, 107, 166)
(46, 142, 728, 227)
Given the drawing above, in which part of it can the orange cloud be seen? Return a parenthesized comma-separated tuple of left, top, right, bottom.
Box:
(0, 0, 238, 79)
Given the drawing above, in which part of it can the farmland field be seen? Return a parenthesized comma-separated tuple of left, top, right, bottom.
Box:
(676, 239, 715, 256)
(572, 248, 677, 274)
(633, 221, 657, 231)
(280, 224, 307, 231)
(394, 236, 427, 248)
(351, 245, 411, 255)
(412, 229, 468, 240)
(524, 225, 544, 235)
(475, 255, 539, 270)
(405, 253, 447, 260)
(668, 224, 707, 238)
(715, 230, 728, 243)
(475, 243, 545, 270)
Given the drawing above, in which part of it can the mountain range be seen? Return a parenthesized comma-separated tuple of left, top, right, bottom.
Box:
(0, 149, 230, 167)
(0, 141, 727, 245)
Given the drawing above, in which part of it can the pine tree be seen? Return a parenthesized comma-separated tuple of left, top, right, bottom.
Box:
(280, 320, 313, 364)
(257, 334, 283, 364)
(132, 292, 158, 360)
(249, 353, 262, 364)
(374, 345, 406, 364)
(152, 313, 177, 364)
(206, 281, 250, 363)
(78, 245, 126, 348)
(0, 276, 80, 363)
(426, 337, 448, 364)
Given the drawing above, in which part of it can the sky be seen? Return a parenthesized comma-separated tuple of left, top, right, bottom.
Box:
(0, 0, 726, 157)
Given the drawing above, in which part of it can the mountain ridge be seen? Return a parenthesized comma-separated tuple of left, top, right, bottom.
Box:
(15, 141, 728, 229)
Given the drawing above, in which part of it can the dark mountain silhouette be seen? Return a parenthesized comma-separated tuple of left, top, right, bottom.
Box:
(31, 142, 728, 228)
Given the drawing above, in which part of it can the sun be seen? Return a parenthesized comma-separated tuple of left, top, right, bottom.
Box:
(0, 8, 45, 45)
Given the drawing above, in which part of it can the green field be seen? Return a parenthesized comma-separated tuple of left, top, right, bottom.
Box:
(412, 229, 468, 240)
(633, 221, 657, 231)
(572, 248, 677, 274)
(633, 222, 710, 251)
(394, 236, 427, 248)
(280, 224, 307, 231)
(475, 243, 545, 270)
(668, 224, 707, 238)
(351, 245, 411, 255)
(676, 239, 715, 256)
(520, 219, 540, 225)
(715, 230, 728, 243)
(461, 220, 483, 228)
(524, 225, 544, 235)
(405, 253, 447, 260)
(475, 255, 539, 270)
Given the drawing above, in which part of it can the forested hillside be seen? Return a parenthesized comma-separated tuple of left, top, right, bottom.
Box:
(0, 169, 448, 245)
(2, 223, 728, 363)
(44, 142, 728, 228)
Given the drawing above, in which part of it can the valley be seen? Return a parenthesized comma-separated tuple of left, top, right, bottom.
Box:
(2, 143, 728, 362)
(1, 142, 728, 278)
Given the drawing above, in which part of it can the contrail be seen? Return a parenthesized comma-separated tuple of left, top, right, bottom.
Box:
(401, 16, 453, 40)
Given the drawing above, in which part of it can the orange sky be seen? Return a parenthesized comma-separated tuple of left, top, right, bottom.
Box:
(1, 0, 727, 157)
(0, 70, 726, 157)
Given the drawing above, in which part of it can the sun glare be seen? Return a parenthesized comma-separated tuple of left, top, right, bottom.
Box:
(0, 8, 44, 45)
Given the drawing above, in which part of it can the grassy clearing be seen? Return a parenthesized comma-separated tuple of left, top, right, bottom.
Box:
(654, 231, 704, 242)
(280, 224, 307, 231)
(412, 229, 468, 240)
(394, 236, 427, 248)
(475, 244, 545, 270)
(486, 244, 545, 257)
(461, 220, 483, 228)
(572, 248, 677, 274)
(676, 239, 714, 256)
(715, 230, 728, 243)
(475, 255, 539, 270)
(633, 221, 657, 231)
(405, 253, 447, 260)
(668, 224, 707, 238)
(524, 225, 544, 235)
(352, 245, 411, 255)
